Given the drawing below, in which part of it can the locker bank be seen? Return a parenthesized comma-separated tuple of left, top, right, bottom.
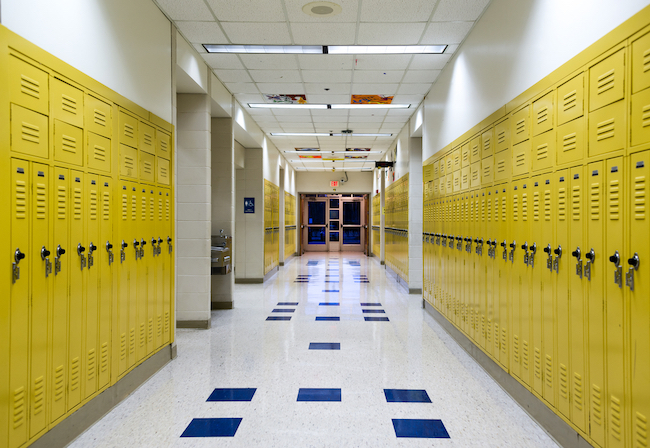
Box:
(1, 0, 649, 447)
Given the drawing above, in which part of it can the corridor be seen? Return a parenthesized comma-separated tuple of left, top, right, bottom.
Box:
(70, 253, 558, 447)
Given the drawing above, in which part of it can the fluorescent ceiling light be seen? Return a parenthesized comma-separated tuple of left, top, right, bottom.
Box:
(249, 103, 409, 109)
(204, 44, 446, 55)
(272, 132, 392, 137)
(283, 150, 384, 154)
(330, 104, 410, 109)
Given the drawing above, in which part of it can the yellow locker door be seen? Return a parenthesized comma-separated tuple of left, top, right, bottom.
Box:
(485, 189, 496, 358)
(146, 189, 156, 355)
(8, 55, 49, 115)
(9, 160, 29, 448)
(117, 182, 130, 375)
(155, 190, 164, 349)
(587, 161, 606, 447)
(98, 178, 112, 390)
(50, 168, 69, 423)
(470, 136, 481, 164)
(477, 190, 487, 349)
(541, 174, 557, 407)
(510, 180, 523, 382)
(128, 184, 138, 369)
(554, 170, 571, 419)
(463, 194, 471, 333)
(136, 188, 148, 361)
(68, 172, 85, 411)
(466, 193, 475, 340)
(441, 200, 448, 316)
(163, 190, 172, 344)
(492, 186, 503, 362)
(569, 166, 588, 433)
(30, 163, 49, 438)
(497, 184, 510, 370)
(605, 157, 625, 448)
(84, 175, 100, 399)
(453, 196, 461, 326)
(520, 180, 533, 387)
(530, 175, 544, 396)
(629, 150, 650, 448)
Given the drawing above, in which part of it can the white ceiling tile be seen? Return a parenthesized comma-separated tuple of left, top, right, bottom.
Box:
(353, 55, 413, 70)
(421, 22, 474, 44)
(315, 116, 350, 123)
(239, 54, 299, 70)
(402, 70, 441, 83)
(256, 83, 305, 94)
(272, 109, 312, 118)
(302, 70, 353, 83)
(282, 125, 316, 131)
(351, 83, 399, 95)
(361, 0, 435, 22)
(291, 23, 356, 45)
(348, 127, 381, 133)
(214, 70, 253, 83)
(353, 70, 404, 83)
(389, 94, 425, 103)
(246, 108, 274, 116)
(193, 43, 207, 54)
(446, 44, 460, 53)
(349, 115, 385, 122)
(204, 54, 244, 69)
(307, 94, 351, 103)
(249, 70, 302, 83)
(298, 55, 354, 70)
(176, 21, 229, 44)
(310, 108, 349, 116)
(386, 108, 414, 115)
(275, 115, 313, 123)
(284, 0, 360, 23)
(205, 0, 286, 22)
(409, 54, 451, 70)
(155, 0, 214, 21)
(234, 93, 265, 104)
(432, 0, 491, 21)
(357, 23, 426, 45)
(259, 125, 284, 132)
(224, 82, 259, 93)
(305, 83, 350, 95)
(221, 22, 291, 45)
(349, 108, 387, 116)
(383, 115, 409, 123)
(396, 84, 430, 94)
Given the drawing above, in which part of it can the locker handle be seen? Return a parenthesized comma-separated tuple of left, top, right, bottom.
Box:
(627, 253, 639, 270)
(41, 247, 51, 259)
(133, 240, 140, 246)
(509, 242, 516, 249)
(121, 240, 128, 249)
(500, 241, 507, 248)
(77, 244, 86, 255)
(478, 239, 483, 244)
(521, 242, 528, 251)
(572, 248, 581, 259)
(56, 246, 66, 257)
(158, 238, 163, 244)
(554, 246, 562, 257)
(585, 249, 595, 260)
(89, 243, 98, 252)
(106, 242, 113, 251)
(140, 239, 147, 246)
(609, 251, 620, 267)
(167, 237, 172, 243)
(530, 243, 537, 254)
(14, 248, 25, 262)
(543, 245, 551, 254)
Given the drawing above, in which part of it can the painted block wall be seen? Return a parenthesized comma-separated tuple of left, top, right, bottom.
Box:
(235, 148, 264, 279)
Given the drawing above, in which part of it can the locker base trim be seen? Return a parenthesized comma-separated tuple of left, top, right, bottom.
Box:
(263, 266, 279, 283)
(177, 320, 212, 329)
(29, 344, 174, 448)
(409, 288, 422, 295)
(385, 265, 409, 292)
(423, 301, 590, 448)
(234, 278, 264, 284)
(211, 301, 233, 310)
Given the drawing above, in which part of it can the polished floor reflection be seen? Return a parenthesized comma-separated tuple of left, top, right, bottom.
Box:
(69, 253, 559, 447)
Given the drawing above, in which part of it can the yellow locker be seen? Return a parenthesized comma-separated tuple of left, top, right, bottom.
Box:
(11, 104, 49, 159)
(98, 177, 112, 389)
(587, 161, 606, 447)
(87, 132, 111, 173)
(9, 54, 49, 115)
(495, 118, 511, 153)
(119, 144, 138, 179)
(482, 156, 494, 185)
(446, 173, 453, 194)
(156, 130, 171, 160)
(520, 179, 533, 387)
(477, 189, 487, 349)
(632, 31, 650, 93)
(629, 150, 650, 448)
(512, 140, 531, 176)
(510, 179, 524, 382)
(589, 48, 625, 112)
(556, 116, 585, 166)
(485, 189, 497, 358)
(541, 174, 556, 407)
(139, 121, 156, 155)
(494, 147, 512, 181)
(9, 160, 29, 448)
(533, 91, 554, 136)
(136, 188, 148, 361)
(146, 189, 156, 355)
(433, 160, 440, 179)
(470, 161, 481, 188)
(68, 172, 84, 411)
(446, 152, 454, 174)
(50, 167, 69, 423)
(461, 143, 471, 168)
(84, 175, 100, 399)
(569, 166, 587, 433)
(118, 110, 138, 149)
(588, 100, 626, 157)
(439, 175, 445, 197)
(84, 94, 112, 139)
(532, 130, 555, 172)
(470, 136, 481, 164)
(496, 184, 510, 370)
(530, 175, 544, 397)
(128, 183, 138, 370)
(460, 166, 470, 191)
(482, 127, 494, 158)
(53, 120, 83, 166)
(557, 73, 585, 126)
(605, 157, 626, 448)
(630, 87, 650, 148)
(155, 190, 164, 349)
(139, 152, 155, 184)
(438, 157, 446, 177)
(50, 78, 84, 128)
(512, 105, 530, 145)
(452, 148, 461, 172)
(117, 182, 131, 375)
(157, 157, 170, 186)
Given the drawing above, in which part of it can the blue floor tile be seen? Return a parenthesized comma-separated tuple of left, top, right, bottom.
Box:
(307, 261, 319, 266)
(355, 281, 370, 283)
(392, 419, 450, 438)
(277, 302, 299, 306)
(362, 309, 386, 313)
(294, 280, 310, 283)
(364, 316, 389, 322)
(266, 316, 291, 321)
(325, 280, 339, 283)
(297, 388, 341, 402)
(319, 302, 340, 306)
(272, 309, 295, 313)
(322, 290, 339, 293)
(309, 343, 341, 350)
(384, 389, 431, 403)
(181, 418, 242, 438)
(360, 303, 382, 306)
(316, 316, 340, 321)
(207, 388, 257, 402)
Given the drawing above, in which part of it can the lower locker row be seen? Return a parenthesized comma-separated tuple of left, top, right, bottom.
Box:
(7, 158, 173, 448)
(385, 228, 409, 281)
(423, 150, 649, 448)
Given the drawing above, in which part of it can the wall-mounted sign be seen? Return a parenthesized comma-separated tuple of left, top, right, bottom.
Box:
(330, 181, 339, 187)
(244, 197, 255, 213)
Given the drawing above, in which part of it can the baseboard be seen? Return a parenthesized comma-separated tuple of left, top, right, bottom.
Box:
(409, 288, 422, 294)
(279, 261, 284, 266)
(263, 266, 279, 282)
(31, 344, 173, 448)
(235, 278, 263, 284)
(176, 319, 211, 329)
(211, 301, 233, 310)
(422, 301, 591, 448)
(385, 265, 409, 293)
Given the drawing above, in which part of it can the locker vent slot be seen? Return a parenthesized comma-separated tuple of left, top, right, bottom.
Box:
(596, 69, 615, 96)
(536, 106, 549, 125)
(544, 190, 551, 220)
(141, 197, 146, 221)
(558, 188, 566, 221)
(515, 151, 527, 166)
(21, 121, 41, 144)
(158, 199, 163, 221)
(513, 195, 518, 221)
(61, 94, 78, 115)
(74, 188, 82, 220)
(12, 387, 25, 429)
(487, 199, 492, 222)
(562, 132, 577, 153)
(522, 340, 529, 370)
(513, 335, 520, 362)
(634, 175, 646, 220)
(150, 198, 154, 221)
(93, 144, 106, 162)
(591, 182, 601, 220)
(636, 412, 648, 448)
(90, 190, 97, 220)
(33, 376, 45, 415)
(462, 172, 468, 184)
(545, 355, 553, 388)
(160, 140, 168, 152)
(516, 118, 526, 134)
(536, 143, 549, 160)
(166, 199, 170, 221)
(644, 48, 650, 72)
(496, 159, 506, 173)
(497, 129, 506, 144)
(101, 343, 109, 373)
(62, 134, 78, 153)
(481, 199, 485, 221)
(610, 396, 622, 441)
(143, 160, 153, 175)
(164, 311, 170, 335)
(15, 179, 27, 220)
(574, 373, 584, 410)
(642, 104, 650, 128)
(501, 328, 507, 354)
(609, 179, 620, 220)
(572, 186, 581, 220)
(58, 186, 67, 219)
(139, 323, 146, 348)
(471, 169, 478, 182)
(502, 198, 506, 221)
(120, 334, 127, 361)
(54, 365, 64, 401)
(559, 364, 568, 399)
(21, 74, 41, 99)
(124, 123, 134, 139)
(534, 348, 542, 379)
(122, 194, 127, 220)
(157, 315, 163, 338)
(596, 117, 615, 141)
(129, 328, 136, 355)
(160, 166, 168, 178)
(522, 193, 528, 221)
(483, 136, 491, 151)
(592, 384, 603, 425)
(471, 144, 479, 158)
(70, 357, 80, 391)
(87, 349, 96, 381)
(36, 183, 46, 219)
(94, 109, 107, 127)
(103, 192, 110, 219)
(148, 318, 154, 344)
(131, 196, 136, 221)
(124, 155, 135, 171)
(563, 90, 577, 112)
(144, 133, 153, 147)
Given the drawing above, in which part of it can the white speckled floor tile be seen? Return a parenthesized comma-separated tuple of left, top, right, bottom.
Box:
(68, 252, 559, 448)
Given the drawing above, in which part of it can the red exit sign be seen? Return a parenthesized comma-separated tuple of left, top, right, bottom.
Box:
(330, 181, 339, 187)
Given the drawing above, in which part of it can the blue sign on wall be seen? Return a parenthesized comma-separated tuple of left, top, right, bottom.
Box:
(244, 197, 255, 213)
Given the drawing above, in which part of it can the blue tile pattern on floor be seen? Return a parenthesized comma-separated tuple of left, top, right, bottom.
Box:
(362, 309, 386, 313)
(266, 316, 291, 321)
(307, 261, 319, 265)
(316, 317, 340, 321)
(207, 388, 257, 402)
(272, 309, 295, 313)
(277, 302, 299, 306)
(180, 418, 242, 438)
(392, 419, 450, 438)
(360, 303, 382, 306)
(325, 280, 339, 283)
(384, 389, 431, 403)
(319, 302, 340, 306)
(297, 388, 341, 402)
(322, 290, 339, 292)
(309, 343, 341, 350)
(364, 316, 389, 322)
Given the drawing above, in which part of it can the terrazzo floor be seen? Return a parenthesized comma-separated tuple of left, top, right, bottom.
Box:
(69, 252, 559, 447)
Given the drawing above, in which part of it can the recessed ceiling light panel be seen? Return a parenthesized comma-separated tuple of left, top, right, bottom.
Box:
(302, 1, 342, 17)
(203, 45, 322, 54)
